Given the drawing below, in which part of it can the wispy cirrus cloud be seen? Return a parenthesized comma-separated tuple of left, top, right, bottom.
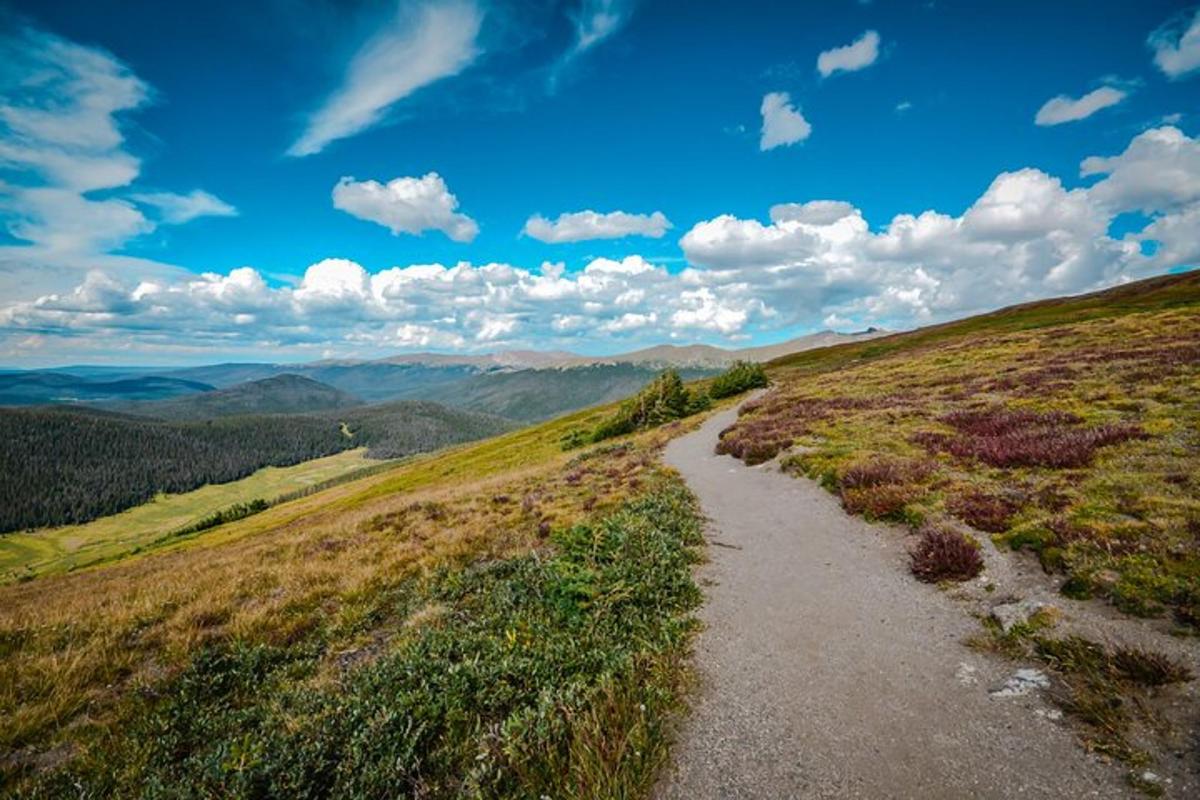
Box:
(523, 209, 671, 242)
(0, 25, 233, 258)
(1148, 7, 1200, 79)
(287, 0, 484, 157)
(130, 190, 238, 224)
(1035, 85, 1128, 126)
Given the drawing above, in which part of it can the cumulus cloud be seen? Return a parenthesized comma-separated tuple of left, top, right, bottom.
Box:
(1148, 8, 1200, 78)
(131, 190, 238, 224)
(3, 127, 1198, 361)
(1082, 125, 1200, 212)
(760, 92, 811, 151)
(523, 209, 671, 242)
(1035, 86, 1128, 126)
(0, 25, 234, 260)
(817, 30, 880, 77)
(287, 0, 483, 157)
(332, 173, 479, 242)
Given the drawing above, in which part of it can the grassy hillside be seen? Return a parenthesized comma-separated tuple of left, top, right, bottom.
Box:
(0, 392, 714, 797)
(0, 449, 379, 582)
(1, 274, 1195, 794)
(719, 271, 1200, 624)
(0, 401, 512, 532)
(113, 374, 364, 419)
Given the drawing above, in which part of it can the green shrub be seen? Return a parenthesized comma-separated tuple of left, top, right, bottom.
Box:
(708, 360, 768, 399)
(591, 370, 707, 442)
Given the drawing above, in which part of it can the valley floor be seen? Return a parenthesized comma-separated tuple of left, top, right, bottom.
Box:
(0, 448, 380, 581)
(656, 404, 1195, 799)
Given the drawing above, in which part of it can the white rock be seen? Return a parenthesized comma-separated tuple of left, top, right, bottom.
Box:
(956, 662, 979, 686)
(990, 668, 1051, 697)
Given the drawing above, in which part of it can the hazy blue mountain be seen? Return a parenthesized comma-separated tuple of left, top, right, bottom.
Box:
(112, 374, 365, 420)
(0, 373, 214, 406)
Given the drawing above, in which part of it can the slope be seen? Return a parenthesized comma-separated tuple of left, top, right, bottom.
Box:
(113, 374, 365, 419)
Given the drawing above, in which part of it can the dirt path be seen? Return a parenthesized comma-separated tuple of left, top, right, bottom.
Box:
(655, 403, 1130, 799)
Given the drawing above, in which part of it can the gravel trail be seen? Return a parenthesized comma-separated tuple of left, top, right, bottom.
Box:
(655, 403, 1130, 799)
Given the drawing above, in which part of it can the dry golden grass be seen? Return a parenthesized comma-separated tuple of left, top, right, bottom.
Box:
(0, 401, 699, 768)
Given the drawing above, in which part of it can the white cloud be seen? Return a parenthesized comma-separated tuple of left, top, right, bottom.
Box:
(1148, 8, 1200, 78)
(287, 0, 483, 157)
(131, 190, 238, 224)
(0, 26, 234, 261)
(332, 173, 479, 242)
(3, 127, 1199, 362)
(523, 209, 671, 242)
(1034, 86, 1128, 126)
(817, 30, 880, 77)
(770, 200, 858, 226)
(572, 0, 631, 53)
(759, 92, 811, 151)
(1082, 125, 1200, 212)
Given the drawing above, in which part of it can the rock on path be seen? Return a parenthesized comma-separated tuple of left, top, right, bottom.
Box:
(655, 403, 1128, 799)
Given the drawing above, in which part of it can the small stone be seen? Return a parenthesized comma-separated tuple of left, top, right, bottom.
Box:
(990, 599, 1050, 633)
(1140, 771, 1160, 784)
(956, 662, 979, 686)
(990, 668, 1051, 698)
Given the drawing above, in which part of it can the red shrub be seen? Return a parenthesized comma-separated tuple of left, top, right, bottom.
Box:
(947, 489, 1018, 533)
(915, 405, 1146, 469)
(910, 526, 984, 583)
(842, 484, 917, 520)
(839, 457, 932, 489)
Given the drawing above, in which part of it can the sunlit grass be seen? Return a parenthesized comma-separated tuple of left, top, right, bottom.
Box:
(0, 389, 710, 794)
(0, 448, 381, 582)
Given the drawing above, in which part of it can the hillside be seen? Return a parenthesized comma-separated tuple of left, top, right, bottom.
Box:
(0, 273, 1197, 796)
(0, 372, 213, 405)
(720, 270, 1200, 622)
(114, 374, 365, 419)
(337, 400, 515, 458)
(444, 363, 720, 422)
(0, 400, 512, 532)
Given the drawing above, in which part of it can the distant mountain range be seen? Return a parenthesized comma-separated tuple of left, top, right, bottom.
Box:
(1, 328, 886, 421)
(0, 372, 214, 406)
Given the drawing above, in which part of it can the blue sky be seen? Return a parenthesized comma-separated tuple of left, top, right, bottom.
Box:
(1, 0, 1198, 365)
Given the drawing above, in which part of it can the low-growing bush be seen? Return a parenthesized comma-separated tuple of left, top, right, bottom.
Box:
(1112, 646, 1193, 686)
(946, 489, 1019, 533)
(840, 484, 916, 521)
(909, 525, 984, 583)
(839, 457, 932, 489)
(708, 360, 768, 399)
(914, 406, 1147, 469)
(591, 370, 708, 442)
